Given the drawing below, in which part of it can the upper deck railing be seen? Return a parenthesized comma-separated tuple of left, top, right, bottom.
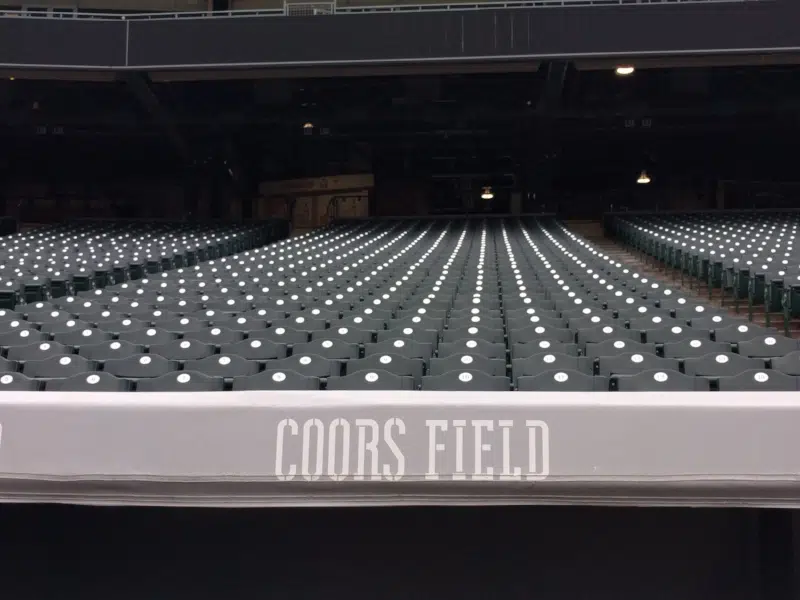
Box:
(0, 0, 769, 21)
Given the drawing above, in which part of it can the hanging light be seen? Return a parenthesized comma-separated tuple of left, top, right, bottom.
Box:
(637, 170, 651, 184)
(615, 65, 635, 76)
(481, 186, 494, 200)
(303, 122, 314, 130)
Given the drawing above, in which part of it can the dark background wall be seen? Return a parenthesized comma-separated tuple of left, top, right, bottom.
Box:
(0, 504, 762, 600)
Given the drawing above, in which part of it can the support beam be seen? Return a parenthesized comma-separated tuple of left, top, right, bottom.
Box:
(536, 61, 570, 115)
(121, 73, 191, 164)
(527, 61, 572, 208)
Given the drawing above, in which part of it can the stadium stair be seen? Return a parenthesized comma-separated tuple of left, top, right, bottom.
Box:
(608, 213, 800, 337)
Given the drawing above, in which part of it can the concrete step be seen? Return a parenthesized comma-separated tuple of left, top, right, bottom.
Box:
(597, 236, 800, 337)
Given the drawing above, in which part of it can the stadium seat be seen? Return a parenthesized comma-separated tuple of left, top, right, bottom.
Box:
(717, 370, 800, 391)
(79, 340, 145, 361)
(0, 216, 793, 393)
(513, 353, 593, 378)
(0, 372, 40, 391)
(422, 370, 511, 391)
(345, 354, 424, 385)
(185, 355, 260, 379)
(327, 369, 415, 390)
(22, 355, 96, 379)
(104, 354, 180, 379)
(662, 339, 731, 358)
(615, 370, 711, 391)
(738, 335, 800, 358)
(597, 353, 680, 377)
(233, 370, 321, 390)
(220, 338, 287, 360)
(517, 371, 608, 392)
(136, 371, 225, 392)
(149, 339, 216, 362)
(47, 372, 132, 392)
(583, 339, 656, 358)
(8, 341, 71, 362)
(267, 354, 340, 378)
(293, 339, 360, 360)
(770, 351, 800, 376)
(683, 353, 766, 377)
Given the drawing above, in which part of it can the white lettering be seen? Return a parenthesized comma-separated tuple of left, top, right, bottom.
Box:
(498, 419, 521, 481)
(526, 419, 550, 481)
(274, 416, 549, 483)
(275, 418, 298, 481)
(355, 418, 381, 481)
(452, 419, 466, 481)
(301, 418, 325, 481)
(327, 418, 351, 482)
(425, 419, 448, 480)
(472, 420, 494, 481)
(383, 418, 406, 481)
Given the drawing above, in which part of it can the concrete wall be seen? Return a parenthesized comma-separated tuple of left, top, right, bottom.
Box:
(259, 174, 373, 231)
(375, 178, 431, 217)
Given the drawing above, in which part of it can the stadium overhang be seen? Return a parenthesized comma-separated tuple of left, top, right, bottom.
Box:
(0, 0, 799, 76)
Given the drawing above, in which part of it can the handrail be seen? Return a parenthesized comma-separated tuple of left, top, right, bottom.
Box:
(337, 0, 763, 12)
(0, 0, 767, 21)
(0, 8, 284, 20)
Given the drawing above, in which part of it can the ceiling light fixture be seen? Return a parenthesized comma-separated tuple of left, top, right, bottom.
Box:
(615, 65, 635, 76)
(481, 186, 494, 200)
(303, 122, 314, 129)
(637, 170, 651, 185)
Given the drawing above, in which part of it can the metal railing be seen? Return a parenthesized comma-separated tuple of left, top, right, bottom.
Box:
(284, 2, 335, 15)
(0, 0, 769, 20)
(338, 0, 766, 12)
(0, 7, 284, 20)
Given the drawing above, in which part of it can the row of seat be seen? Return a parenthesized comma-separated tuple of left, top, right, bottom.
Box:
(0, 221, 275, 306)
(2, 336, 799, 371)
(0, 215, 794, 391)
(4, 365, 798, 392)
(610, 212, 800, 334)
(0, 315, 789, 354)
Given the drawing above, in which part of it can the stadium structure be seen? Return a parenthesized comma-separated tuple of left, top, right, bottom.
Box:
(0, 0, 799, 598)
